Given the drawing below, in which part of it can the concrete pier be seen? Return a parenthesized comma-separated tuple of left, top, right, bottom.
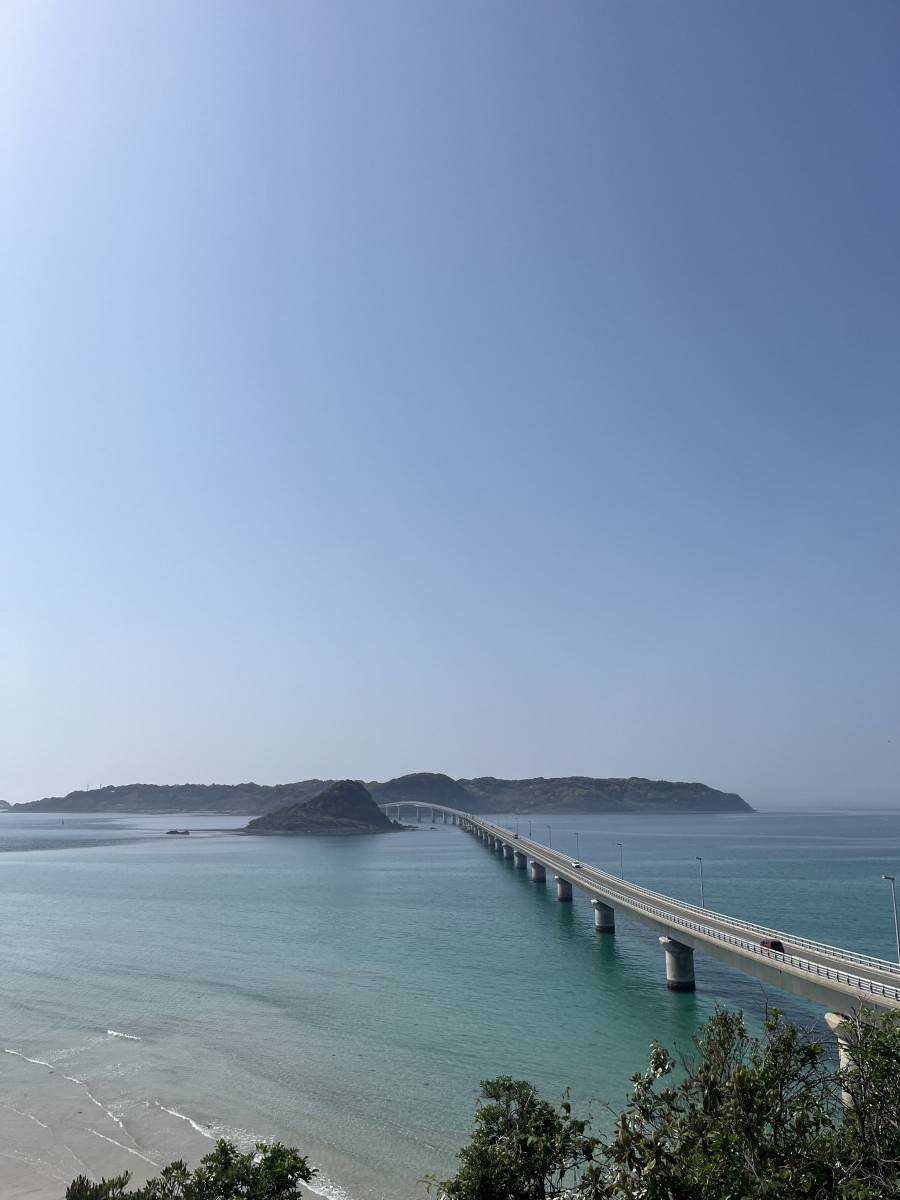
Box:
(659, 936, 695, 991)
(529, 860, 546, 882)
(825, 1012, 854, 1106)
(513, 850, 527, 869)
(555, 876, 573, 902)
(592, 899, 615, 933)
(503, 843, 514, 859)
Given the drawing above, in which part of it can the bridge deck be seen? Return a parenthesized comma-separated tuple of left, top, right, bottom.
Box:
(383, 802, 900, 1012)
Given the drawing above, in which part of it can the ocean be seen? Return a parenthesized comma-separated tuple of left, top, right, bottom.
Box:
(1, 808, 898, 1200)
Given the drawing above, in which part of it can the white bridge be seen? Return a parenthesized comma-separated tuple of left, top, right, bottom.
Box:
(380, 802, 900, 1015)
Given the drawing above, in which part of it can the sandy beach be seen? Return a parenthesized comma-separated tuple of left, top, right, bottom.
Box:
(0, 1051, 338, 1200)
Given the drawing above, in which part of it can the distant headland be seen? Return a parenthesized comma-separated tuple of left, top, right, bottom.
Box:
(11, 773, 752, 815)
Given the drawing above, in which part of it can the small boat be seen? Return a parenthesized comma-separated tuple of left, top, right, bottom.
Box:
(165, 829, 190, 836)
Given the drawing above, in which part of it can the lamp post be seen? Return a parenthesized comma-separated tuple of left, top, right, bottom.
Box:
(696, 856, 705, 908)
(883, 874, 900, 964)
(617, 843, 623, 879)
(528, 820, 532, 838)
(573, 832, 579, 858)
(546, 825, 552, 849)
(514, 817, 519, 835)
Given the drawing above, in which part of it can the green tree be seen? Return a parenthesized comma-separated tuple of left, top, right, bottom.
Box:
(424, 1076, 601, 1200)
(834, 1009, 900, 1199)
(65, 1139, 314, 1200)
(432, 1007, 900, 1200)
(600, 1008, 837, 1200)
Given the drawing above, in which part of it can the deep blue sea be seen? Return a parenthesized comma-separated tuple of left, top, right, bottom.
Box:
(1, 808, 898, 1199)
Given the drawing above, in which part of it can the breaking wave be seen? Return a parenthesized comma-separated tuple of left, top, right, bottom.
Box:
(89, 1129, 159, 1168)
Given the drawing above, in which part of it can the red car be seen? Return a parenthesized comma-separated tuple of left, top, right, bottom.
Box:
(760, 938, 785, 953)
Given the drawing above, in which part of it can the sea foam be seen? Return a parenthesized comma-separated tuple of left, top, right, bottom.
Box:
(3, 1048, 53, 1069)
(89, 1129, 159, 1168)
(154, 1102, 216, 1140)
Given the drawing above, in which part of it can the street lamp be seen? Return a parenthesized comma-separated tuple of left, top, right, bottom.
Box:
(528, 820, 532, 838)
(514, 817, 519, 835)
(546, 825, 552, 849)
(696, 856, 705, 908)
(573, 832, 580, 858)
(617, 843, 623, 879)
(883, 874, 900, 964)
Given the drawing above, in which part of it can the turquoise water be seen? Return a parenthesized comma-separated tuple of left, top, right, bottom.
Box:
(1, 809, 899, 1199)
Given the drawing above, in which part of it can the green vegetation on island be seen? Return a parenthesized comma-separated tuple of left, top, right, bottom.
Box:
(374, 772, 752, 814)
(243, 779, 398, 836)
(13, 781, 331, 815)
(65, 1008, 900, 1200)
(14, 772, 751, 815)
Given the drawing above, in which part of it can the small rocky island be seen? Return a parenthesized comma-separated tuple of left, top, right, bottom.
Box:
(242, 780, 399, 836)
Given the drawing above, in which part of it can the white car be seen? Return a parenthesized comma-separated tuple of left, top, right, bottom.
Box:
(571, 860, 583, 868)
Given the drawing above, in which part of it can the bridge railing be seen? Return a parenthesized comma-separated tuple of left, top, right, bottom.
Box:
(571, 856, 900, 978)
(466, 814, 900, 981)
(618, 889, 900, 1005)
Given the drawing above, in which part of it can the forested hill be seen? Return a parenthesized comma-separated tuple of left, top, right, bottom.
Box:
(244, 780, 397, 835)
(367, 773, 751, 813)
(15, 781, 332, 814)
(455, 775, 752, 813)
(16, 773, 751, 814)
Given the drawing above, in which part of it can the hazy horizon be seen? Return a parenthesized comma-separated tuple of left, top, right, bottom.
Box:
(3, 2, 899, 811)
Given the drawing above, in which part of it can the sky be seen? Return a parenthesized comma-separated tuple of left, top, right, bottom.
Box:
(1, 1, 898, 809)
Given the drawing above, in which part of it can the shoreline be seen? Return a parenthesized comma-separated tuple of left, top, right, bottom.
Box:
(0, 1048, 361, 1200)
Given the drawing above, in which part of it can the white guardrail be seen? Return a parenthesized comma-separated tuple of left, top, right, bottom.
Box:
(458, 814, 900, 1000)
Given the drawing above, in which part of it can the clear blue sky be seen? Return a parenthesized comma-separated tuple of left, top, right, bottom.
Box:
(2, 1, 898, 808)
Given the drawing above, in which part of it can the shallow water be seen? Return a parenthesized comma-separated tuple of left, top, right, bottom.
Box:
(1, 808, 898, 1199)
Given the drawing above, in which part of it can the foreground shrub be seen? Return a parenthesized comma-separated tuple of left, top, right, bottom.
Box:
(429, 1008, 900, 1200)
(65, 1138, 314, 1200)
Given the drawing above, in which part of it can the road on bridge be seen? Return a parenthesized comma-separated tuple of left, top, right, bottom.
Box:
(382, 801, 900, 1013)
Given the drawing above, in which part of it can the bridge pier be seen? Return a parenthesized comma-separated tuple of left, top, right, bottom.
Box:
(659, 936, 695, 991)
(529, 860, 546, 882)
(592, 899, 615, 933)
(555, 876, 573, 902)
(513, 850, 527, 869)
(417, 807, 423, 823)
(442, 811, 447, 823)
(502, 843, 514, 860)
(494, 838, 504, 853)
(825, 1012, 854, 1107)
